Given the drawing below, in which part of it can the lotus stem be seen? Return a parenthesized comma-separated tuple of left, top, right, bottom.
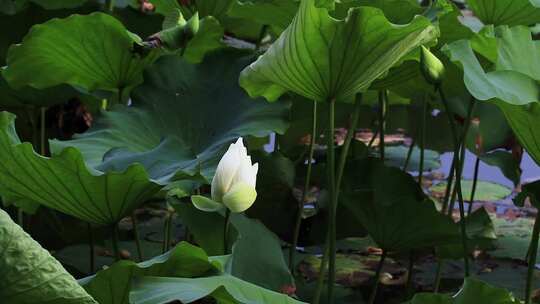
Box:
(17, 208, 24, 228)
(111, 224, 121, 261)
(313, 238, 329, 304)
(336, 94, 362, 199)
(224, 209, 231, 254)
(418, 95, 427, 186)
(467, 157, 481, 216)
(40, 107, 46, 156)
(403, 137, 416, 171)
(441, 154, 457, 214)
(290, 101, 318, 274)
(162, 208, 173, 253)
(131, 213, 143, 261)
(106, 0, 115, 13)
(433, 257, 443, 293)
(378, 91, 387, 161)
(326, 98, 337, 303)
(255, 25, 269, 49)
(87, 223, 95, 273)
(368, 250, 387, 304)
(405, 251, 415, 299)
(454, 98, 477, 277)
(525, 209, 540, 304)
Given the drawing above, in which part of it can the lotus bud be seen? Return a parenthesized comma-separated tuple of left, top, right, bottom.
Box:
(192, 137, 258, 213)
(420, 45, 445, 85)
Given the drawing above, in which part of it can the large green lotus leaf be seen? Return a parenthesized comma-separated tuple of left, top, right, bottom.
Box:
(171, 197, 294, 292)
(182, 16, 225, 64)
(239, 0, 437, 102)
(244, 151, 298, 243)
(228, 0, 298, 33)
(0, 73, 86, 108)
(444, 26, 540, 105)
(79, 242, 219, 304)
(3, 12, 159, 97)
(0, 111, 162, 225)
(229, 212, 294, 292)
(339, 158, 460, 251)
(51, 50, 289, 183)
(130, 275, 307, 304)
(408, 278, 519, 304)
(494, 100, 540, 166)
(150, 0, 233, 21)
(0, 209, 97, 303)
(30, 0, 89, 9)
(467, 0, 540, 26)
(332, 0, 423, 24)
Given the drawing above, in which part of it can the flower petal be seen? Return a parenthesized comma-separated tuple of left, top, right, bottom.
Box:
(222, 182, 257, 213)
(191, 195, 225, 212)
(211, 141, 241, 201)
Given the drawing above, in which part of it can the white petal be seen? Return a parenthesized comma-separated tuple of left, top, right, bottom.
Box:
(211, 142, 241, 201)
(251, 163, 258, 187)
(233, 158, 255, 187)
(222, 182, 257, 213)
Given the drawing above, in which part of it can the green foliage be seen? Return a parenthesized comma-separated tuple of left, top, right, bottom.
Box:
(50, 50, 289, 183)
(130, 275, 307, 304)
(444, 26, 540, 105)
(338, 158, 460, 251)
(3, 13, 159, 98)
(239, 0, 437, 102)
(467, 0, 540, 26)
(0, 111, 161, 223)
(408, 277, 519, 303)
(80, 242, 220, 304)
(0, 208, 97, 303)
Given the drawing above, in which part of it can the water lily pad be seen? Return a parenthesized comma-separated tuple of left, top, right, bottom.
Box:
(429, 180, 512, 202)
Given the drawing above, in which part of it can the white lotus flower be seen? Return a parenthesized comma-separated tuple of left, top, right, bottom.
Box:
(192, 137, 258, 213)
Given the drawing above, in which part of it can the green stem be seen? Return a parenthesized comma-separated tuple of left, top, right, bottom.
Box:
(111, 224, 121, 261)
(378, 91, 387, 161)
(326, 98, 337, 304)
(525, 209, 540, 304)
(437, 88, 459, 150)
(368, 251, 387, 304)
(467, 157, 481, 216)
(132, 214, 143, 261)
(317, 95, 362, 304)
(367, 128, 379, 149)
(335, 94, 362, 198)
(105, 0, 115, 13)
(40, 107, 46, 156)
(162, 210, 173, 253)
(418, 95, 427, 186)
(453, 98, 477, 277)
(403, 137, 416, 172)
(17, 208, 24, 229)
(88, 223, 95, 273)
(313, 238, 329, 304)
(224, 208, 231, 255)
(405, 251, 415, 299)
(255, 25, 269, 49)
(433, 258, 443, 293)
(441, 154, 457, 214)
(290, 101, 318, 274)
